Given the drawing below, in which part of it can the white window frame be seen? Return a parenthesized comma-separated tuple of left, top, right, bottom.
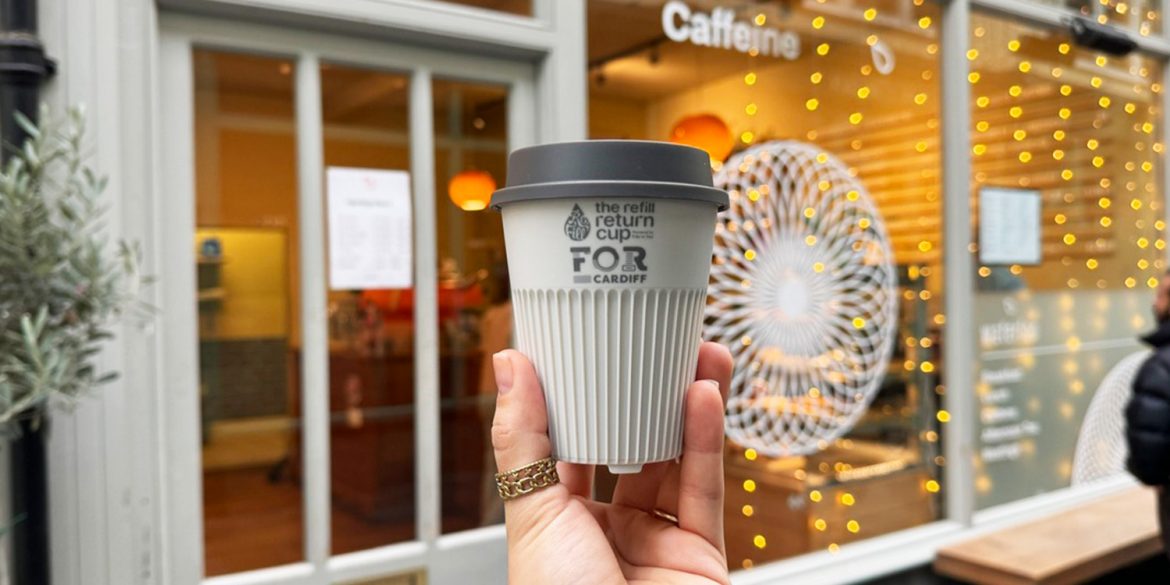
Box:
(156, 0, 586, 143)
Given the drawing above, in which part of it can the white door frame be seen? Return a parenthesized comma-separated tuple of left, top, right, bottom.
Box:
(158, 13, 538, 585)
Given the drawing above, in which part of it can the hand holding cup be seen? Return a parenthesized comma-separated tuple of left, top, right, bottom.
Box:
(490, 343, 734, 585)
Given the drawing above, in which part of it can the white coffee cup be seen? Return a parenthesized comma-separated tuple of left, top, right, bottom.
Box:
(492, 141, 728, 474)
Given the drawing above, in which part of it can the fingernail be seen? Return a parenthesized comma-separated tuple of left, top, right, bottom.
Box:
(493, 352, 513, 394)
(702, 378, 719, 389)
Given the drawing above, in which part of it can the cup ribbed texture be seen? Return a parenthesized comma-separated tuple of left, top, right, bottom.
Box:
(512, 288, 707, 466)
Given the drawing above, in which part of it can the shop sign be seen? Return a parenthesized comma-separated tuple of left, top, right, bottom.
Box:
(662, 1, 800, 60)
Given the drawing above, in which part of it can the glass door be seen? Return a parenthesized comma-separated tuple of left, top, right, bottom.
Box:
(159, 13, 536, 585)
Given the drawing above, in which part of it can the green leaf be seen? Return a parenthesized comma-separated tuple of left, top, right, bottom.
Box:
(0, 105, 152, 426)
(13, 111, 40, 141)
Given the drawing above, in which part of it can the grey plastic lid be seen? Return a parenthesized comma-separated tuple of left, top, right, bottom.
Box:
(490, 140, 729, 211)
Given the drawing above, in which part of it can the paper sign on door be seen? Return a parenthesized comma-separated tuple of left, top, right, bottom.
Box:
(979, 187, 1042, 266)
(327, 167, 412, 290)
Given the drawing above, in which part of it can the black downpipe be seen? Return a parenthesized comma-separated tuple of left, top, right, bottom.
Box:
(0, 1, 55, 584)
(10, 420, 49, 585)
(0, 0, 53, 153)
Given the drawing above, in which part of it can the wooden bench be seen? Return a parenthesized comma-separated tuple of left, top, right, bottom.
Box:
(934, 487, 1162, 584)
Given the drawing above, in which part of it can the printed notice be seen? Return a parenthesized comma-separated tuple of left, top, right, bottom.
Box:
(979, 187, 1041, 265)
(327, 167, 412, 290)
(976, 365, 1042, 464)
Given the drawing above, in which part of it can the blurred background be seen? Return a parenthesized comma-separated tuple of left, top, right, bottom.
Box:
(8, 0, 1169, 584)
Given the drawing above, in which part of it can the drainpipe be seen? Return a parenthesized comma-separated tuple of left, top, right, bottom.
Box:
(0, 0, 54, 152)
(0, 0, 56, 583)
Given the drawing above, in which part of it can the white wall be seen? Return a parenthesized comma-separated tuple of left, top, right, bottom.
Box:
(39, 1, 165, 584)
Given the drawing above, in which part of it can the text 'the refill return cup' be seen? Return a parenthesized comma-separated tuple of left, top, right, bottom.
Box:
(491, 140, 729, 474)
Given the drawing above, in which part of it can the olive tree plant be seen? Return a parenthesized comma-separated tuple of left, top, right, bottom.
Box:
(0, 107, 146, 433)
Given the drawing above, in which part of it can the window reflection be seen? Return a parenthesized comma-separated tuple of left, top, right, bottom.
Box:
(587, 0, 944, 568)
(320, 64, 417, 553)
(195, 49, 304, 576)
(434, 78, 511, 533)
(970, 13, 1166, 508)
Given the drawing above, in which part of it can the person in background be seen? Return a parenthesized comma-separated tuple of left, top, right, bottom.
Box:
(1126, 269, 1170, 553)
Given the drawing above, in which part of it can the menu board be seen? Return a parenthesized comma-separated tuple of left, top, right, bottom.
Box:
(327, 167, 412, 290)
(979, 187, 1042, 266)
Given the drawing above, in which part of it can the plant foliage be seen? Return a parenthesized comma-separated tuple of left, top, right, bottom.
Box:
(0, 106, 146, 433)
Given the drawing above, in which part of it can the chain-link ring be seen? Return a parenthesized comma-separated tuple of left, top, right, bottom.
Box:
(495, 457, 560, 501)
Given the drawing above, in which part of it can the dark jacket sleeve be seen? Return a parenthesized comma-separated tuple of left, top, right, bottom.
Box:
(1126, 350, 1170, 486)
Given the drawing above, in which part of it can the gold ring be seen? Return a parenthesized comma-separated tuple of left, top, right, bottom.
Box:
(652, 508, 679, 525)
(496, 456, 560, 501)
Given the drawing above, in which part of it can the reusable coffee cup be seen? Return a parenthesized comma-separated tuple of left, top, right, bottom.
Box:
(491, 140, 728, 474)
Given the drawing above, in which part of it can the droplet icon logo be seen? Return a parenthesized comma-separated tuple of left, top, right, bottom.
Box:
(564, 204, 591, 241)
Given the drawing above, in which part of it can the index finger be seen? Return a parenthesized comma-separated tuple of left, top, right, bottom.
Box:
(654, 341, 735, 517)
(677, 380, 727, 553)
(696, 341, 733, 403)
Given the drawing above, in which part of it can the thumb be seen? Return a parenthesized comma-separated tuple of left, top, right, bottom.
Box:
(491, 350, 569, 534)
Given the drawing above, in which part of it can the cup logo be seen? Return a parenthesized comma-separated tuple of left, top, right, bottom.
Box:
(566, 201, 658, 285)
(564, 204, 591, 241)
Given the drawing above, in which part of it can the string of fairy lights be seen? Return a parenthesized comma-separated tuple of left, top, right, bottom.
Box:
(1094, 0, 1161, 37)
(964, 6, 1164, 501)
(728, 0, 1164, 571)
(733, 1, 941, 569)
(969, 15, 1164, 293)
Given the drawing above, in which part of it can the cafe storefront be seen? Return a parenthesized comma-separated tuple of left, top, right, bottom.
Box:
(37, 0, 1170, 584)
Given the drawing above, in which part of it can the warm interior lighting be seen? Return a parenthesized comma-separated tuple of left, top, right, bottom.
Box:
(670, 113, 734, 162)
(447, 169, 496, 211)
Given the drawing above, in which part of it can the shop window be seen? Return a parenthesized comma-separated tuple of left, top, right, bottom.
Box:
(433, 78, 511, 533)
(588, 0, 944, 568)
(194, 49, 304, 576)
(970, 13, 1166, 508)
(320, 64, 417, 554)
